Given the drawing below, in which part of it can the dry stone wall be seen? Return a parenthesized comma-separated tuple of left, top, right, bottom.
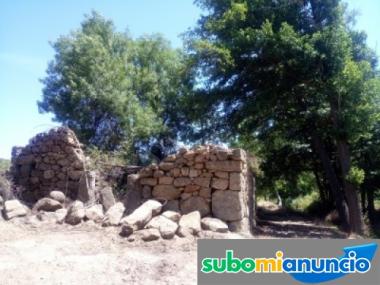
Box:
(10, 127, 88, 203)
(133, 145, 255, 232)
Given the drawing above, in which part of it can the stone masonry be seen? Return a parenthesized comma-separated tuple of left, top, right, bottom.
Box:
(133, 145, 255, 232)
(10, 127, 89, 203)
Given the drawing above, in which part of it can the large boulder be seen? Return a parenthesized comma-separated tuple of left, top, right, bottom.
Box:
(49, 191, 66, 203)
(178, 211, 201, 236)
(77, 171, 96, 205)
(180, 196, 210, 217)
(120, 200, 162, 235)
(145, 215, 178, 239)
(85, 204, 104, 223)
(99, 186, 116, 211)
(201, 217, 229, 233)
(136, 228, 161, 242)
(3, 200, 28, 220)
(65, 201, 85, 225)
(103, 202, 125, 226)
(33, 198, 62, 212)
(162, 210, 181, 223)
(212, 190, 244, 221)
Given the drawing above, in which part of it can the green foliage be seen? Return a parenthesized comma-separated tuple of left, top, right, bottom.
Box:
(346, 166, 365, 186)
(0, 158, 10, 174)
(39, 11, 188, 162)
(290, 191, 320, 213)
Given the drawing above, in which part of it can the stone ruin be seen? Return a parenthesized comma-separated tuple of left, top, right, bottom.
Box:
(129, 145, 256, 232)
(4, 127, 256, 238)
(10, 127, 95, 204)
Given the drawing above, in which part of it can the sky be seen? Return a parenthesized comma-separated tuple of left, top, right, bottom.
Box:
(0, 0, 379, 159)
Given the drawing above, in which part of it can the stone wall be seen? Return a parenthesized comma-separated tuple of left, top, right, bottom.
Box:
(10, 127, 88, 203)
(132, 145, 255, 232)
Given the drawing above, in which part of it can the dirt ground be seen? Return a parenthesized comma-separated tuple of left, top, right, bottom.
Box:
(0, 205, 347, 285)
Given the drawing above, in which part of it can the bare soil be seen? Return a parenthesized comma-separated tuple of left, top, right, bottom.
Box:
(0, 204, 347, 285)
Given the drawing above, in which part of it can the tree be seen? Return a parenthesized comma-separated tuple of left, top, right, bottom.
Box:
(39, 12, 187, 162)
(185, 0, 380, 234)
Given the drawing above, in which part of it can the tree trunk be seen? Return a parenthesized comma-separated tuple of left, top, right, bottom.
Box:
(367, 187, 375, 225)
(311, 134, 350, 231)
(336, 140, 364, 235)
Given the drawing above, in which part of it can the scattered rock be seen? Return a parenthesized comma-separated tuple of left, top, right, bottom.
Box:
(55, 208, 67, 223)
(33, 198, 62, 212)
(85, 204, 104, 223)
(178, 211, 201, 236)
(136, 228, 161, 241)
(120, 200, 162, 235)
(201, 217, 229, 233)
(162, 200, 180, 212)
(146, 215, 178, 239)
(4, 200, 28, 220)
(99, 186, 116, 211)
(103, 202, 125, 226)
(65, 201, 85, 225)
(49, 191, 66, 203)
(162, 210, 181, 223)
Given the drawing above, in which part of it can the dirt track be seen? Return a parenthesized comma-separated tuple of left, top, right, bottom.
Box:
(0, 220, 198, 285)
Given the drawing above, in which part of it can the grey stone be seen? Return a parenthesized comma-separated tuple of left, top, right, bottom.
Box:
(145, 215, 178, 239)
(137, 228, 161, 241)
(4, 200, 28, 220)
(161, 210, 181, 223)
(65, 201, 85, 225)
(201, 217, 229, 233)
(49, 191, 66, 203)
(178, 211, 201, 236)
(180, 196, 210, 217)
(99, 186, 116, 211)
(212, 190, 244, 221)
(33, 198, 62, 212)
(103, 202, 125, 226)
(85, 204, 104, 223)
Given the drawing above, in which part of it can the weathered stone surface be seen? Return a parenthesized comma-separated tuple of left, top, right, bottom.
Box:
(214, 171, 229, 179)
(137, 228, 161, 241)
(121, 200, 162, 232)
(142, 185, 152, 199)
(211, 178, 229, 190)
(181, 192, 192, 200)
(159, 162, 175, 171)
(193, 177, 210, 188)
(184, 184, 200, 193)
(152, 185, 181, 200)
(189, 169, 200, 178)
(145, 215, 178, 239)
(65, 201, 85, 225)
(103, 202, 125, 226)
(231, 148, 246, 161)
(180, 196, 210, 217)
(140, 178, 157, 186)
(78, 171, 96, 205)
(99, 186, 116, 211)
(178, 211, 201, 236)
(205, 160, 243, 172)
(158, 176, 174, 185)
(85, 204, 104, 223)
(216, 150, 229, 160)
(212, 190, 243, 221)
(162, 200, 179, 212)
(43, 170, 54, 179)
(55, 208, 67, 223)
(201, 217, 229, 233)
(162, 210, 181, 223)
(4, 200, 28, 220)
(49, 191, 65, 203)
(173, 177, 191, 187)
(229, 172, 244, 191)
(33, 198, 62, 212)
(199, 187, 211, 198)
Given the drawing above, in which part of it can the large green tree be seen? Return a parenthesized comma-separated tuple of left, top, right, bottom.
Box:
(39, 12, 187, 162)
(185, 0, 380, 234)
